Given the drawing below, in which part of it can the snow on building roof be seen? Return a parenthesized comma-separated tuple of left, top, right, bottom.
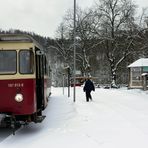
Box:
(141, 73, 148, 76)
(128, 58, 148, 67)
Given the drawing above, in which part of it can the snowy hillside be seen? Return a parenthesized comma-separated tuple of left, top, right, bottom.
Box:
(1, 86, 148, 148)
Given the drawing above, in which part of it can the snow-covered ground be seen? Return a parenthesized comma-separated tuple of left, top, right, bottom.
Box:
(1, 86, 148, 148)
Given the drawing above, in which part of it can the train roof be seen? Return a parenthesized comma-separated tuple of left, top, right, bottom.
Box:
(0, 34, 45, 51)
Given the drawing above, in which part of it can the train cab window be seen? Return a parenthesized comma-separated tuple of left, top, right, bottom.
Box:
(0, 50, 16, 74)
(19, 50, 34, 74)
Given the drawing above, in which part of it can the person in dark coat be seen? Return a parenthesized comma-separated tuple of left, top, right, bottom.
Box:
(83, 78, 95, 102)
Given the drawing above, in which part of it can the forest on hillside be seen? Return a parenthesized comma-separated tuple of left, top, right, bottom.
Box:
(1, 0, 148, 87)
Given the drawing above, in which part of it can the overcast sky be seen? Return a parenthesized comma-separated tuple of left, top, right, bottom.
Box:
(0, 0, 148, 38)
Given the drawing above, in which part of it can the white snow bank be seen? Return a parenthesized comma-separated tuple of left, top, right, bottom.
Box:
(1, 87, 148, 148)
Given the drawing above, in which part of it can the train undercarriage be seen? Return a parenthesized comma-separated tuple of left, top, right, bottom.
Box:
(0, 111, 46, 135)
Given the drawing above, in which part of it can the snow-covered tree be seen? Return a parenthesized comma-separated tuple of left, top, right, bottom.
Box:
(92, 0, 137, 87)
(55, 7, 99, 77)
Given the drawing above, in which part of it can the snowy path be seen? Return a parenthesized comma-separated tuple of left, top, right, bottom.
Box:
(1, 87, 148, 148)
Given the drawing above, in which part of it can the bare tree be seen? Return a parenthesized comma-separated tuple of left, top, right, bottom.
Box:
(55, 7, 100, 77)
(92, 0, 137, 87)
(137, 8, 148, 57)
(74, 8, 97, 76)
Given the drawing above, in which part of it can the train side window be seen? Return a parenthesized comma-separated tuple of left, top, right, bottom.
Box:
(19, 50, 34, 74)
(0, 50, 16, 74)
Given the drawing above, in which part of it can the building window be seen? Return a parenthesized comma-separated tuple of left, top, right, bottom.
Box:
(131, 67, 141, 80)
(143, 67, 148, 73)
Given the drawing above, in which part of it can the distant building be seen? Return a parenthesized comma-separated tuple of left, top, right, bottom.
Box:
(128, 58, 148, 89)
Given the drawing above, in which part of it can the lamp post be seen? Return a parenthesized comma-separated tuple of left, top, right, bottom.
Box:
(73, 0, 76, 102)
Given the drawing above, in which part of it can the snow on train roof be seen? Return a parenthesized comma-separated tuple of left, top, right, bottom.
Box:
(128, 58, 148, 67)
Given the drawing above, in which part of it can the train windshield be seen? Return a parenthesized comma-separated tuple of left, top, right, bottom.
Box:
(0, 50, 16, 74)
(19, 50, 34, 74)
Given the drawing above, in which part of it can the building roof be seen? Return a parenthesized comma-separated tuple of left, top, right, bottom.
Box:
(128, 58, 148, 67)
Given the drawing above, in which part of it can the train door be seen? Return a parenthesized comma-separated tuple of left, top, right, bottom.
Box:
(36, 50, 45, 111)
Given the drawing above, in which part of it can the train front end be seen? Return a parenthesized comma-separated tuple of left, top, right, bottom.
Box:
(0, 35, 45, 132)
(0, 45, 36, 116)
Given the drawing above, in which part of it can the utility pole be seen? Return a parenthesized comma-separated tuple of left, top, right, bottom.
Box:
(73, 0, 76, 102)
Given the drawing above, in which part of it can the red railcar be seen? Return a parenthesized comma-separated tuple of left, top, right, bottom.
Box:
(0, 34, 51, 132)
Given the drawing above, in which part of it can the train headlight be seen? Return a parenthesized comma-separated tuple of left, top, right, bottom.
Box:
(15, 94, 23, 102)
